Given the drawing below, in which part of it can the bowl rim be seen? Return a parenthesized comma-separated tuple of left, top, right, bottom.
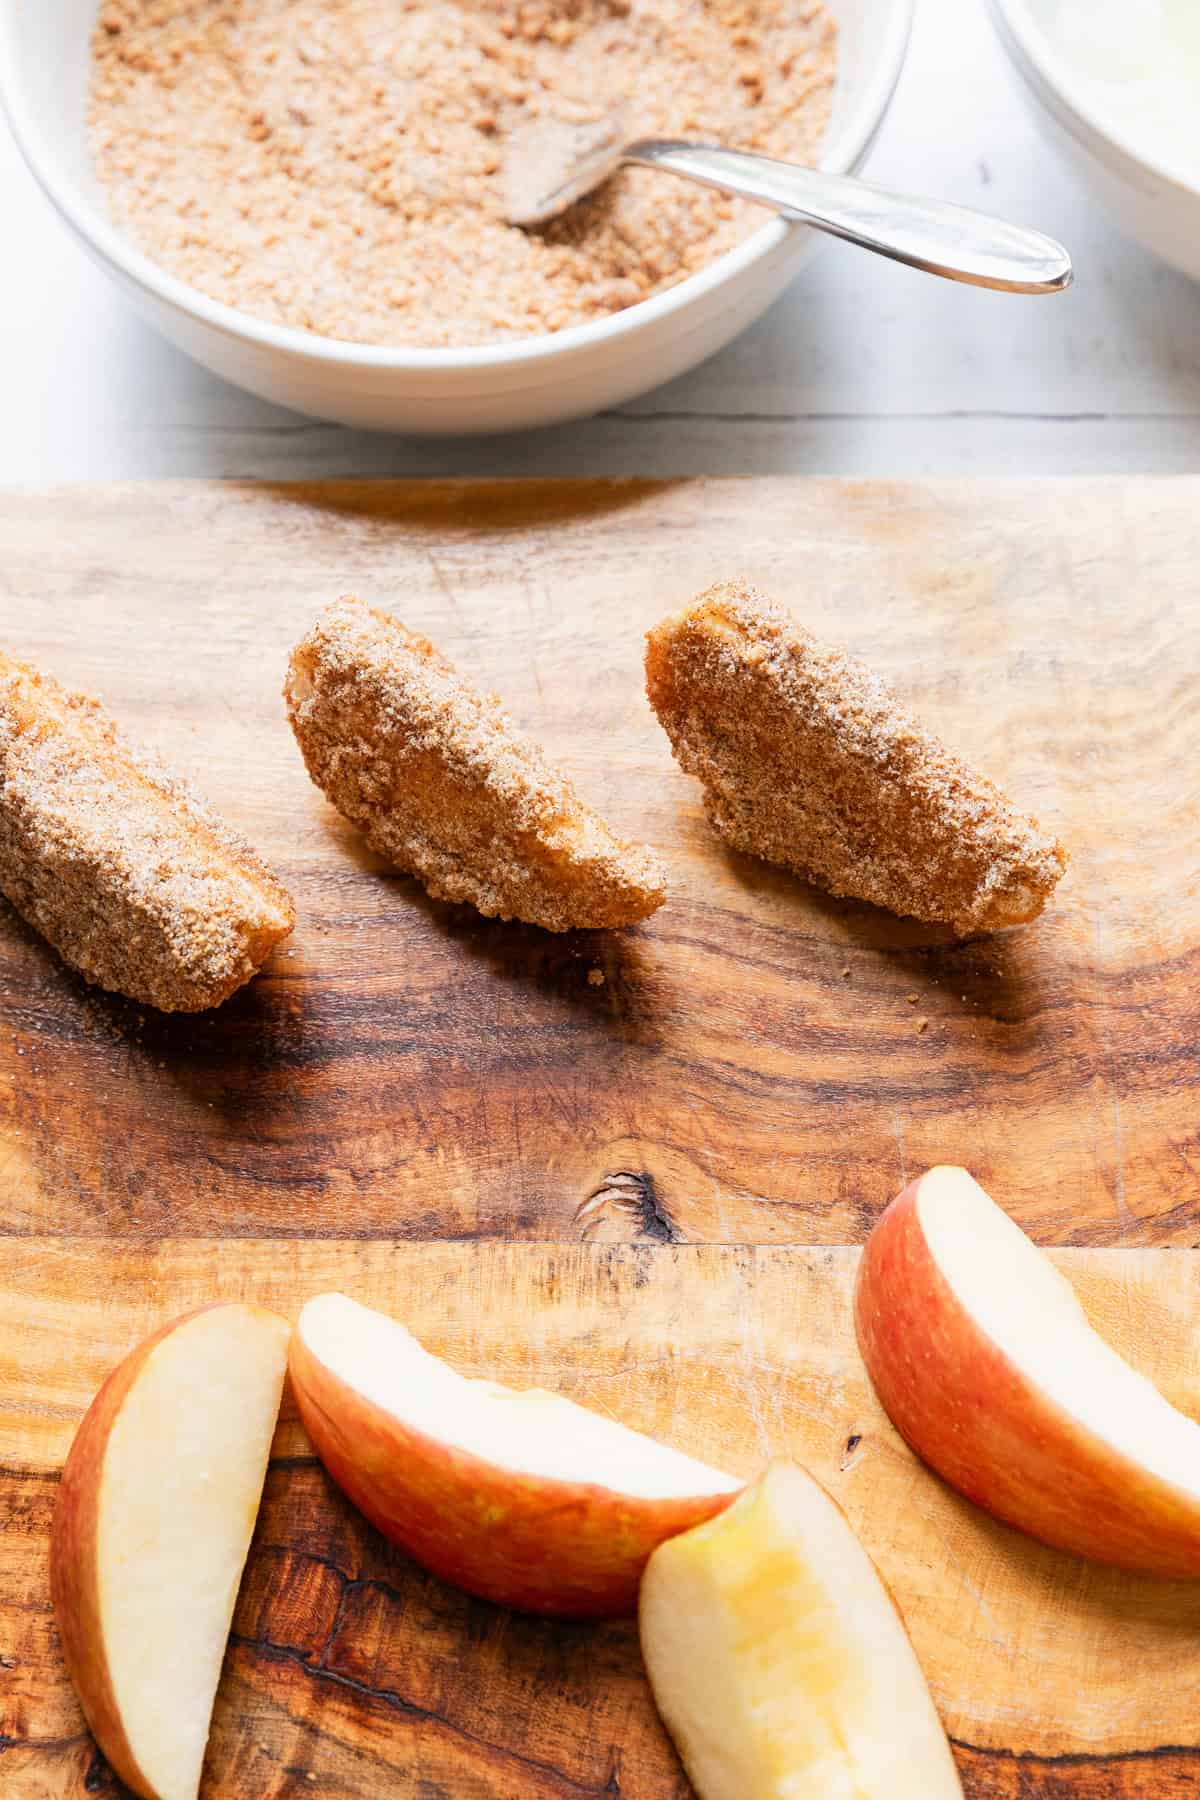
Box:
(988, 0, 1200, 199)
(0, 0, 913, 372)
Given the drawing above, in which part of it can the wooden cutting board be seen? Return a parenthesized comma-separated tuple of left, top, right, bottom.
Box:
(0, 478, 1196, 1248)
(2, 478, 1200, 1797)
(8, 1241, 1200, 1797)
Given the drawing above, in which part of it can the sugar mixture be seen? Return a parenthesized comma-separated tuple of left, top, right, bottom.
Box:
(89, 0, 837, 347)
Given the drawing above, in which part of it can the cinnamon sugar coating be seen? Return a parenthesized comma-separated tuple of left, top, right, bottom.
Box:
(285, 596, 666, 931)
(646, 583, 1067, 933)
(0, 654, 295, 1010)
(88, 0, 835, 348)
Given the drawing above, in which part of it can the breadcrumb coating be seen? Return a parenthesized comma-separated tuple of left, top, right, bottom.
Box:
(285, 596, 666, 931)
(0, 653, 295, 1010)
(645, 583, 1067, 933)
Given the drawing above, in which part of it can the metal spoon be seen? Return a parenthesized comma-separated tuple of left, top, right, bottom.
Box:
(503, 116, 1073, 294)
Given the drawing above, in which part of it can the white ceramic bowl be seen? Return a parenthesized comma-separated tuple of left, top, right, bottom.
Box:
(1, 0, 911, 433)
(988, 0, 1200, 283)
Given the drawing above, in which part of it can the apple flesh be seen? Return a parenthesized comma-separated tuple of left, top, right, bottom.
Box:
(856, 1165, 1200, 1574)
(639, 1460, 962, 1800)
(51, 1303, 290, 1800)
(289, 1292, 742, 1616)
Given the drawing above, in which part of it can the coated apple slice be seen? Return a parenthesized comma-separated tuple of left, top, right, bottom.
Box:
(285, 596, 667, 931)
(0, 651, 295, 1010)
(51, 1303, 290, 1800)
(289, 1291, 741, 1616)
(639, 1460, 962, 1799)
(645, 583, 1066, 933)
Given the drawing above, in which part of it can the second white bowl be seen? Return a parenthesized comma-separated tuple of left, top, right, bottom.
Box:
(988, 0, 1200, 283)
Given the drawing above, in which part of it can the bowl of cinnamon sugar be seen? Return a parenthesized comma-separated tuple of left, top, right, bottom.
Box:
(2, 0, 910, 433)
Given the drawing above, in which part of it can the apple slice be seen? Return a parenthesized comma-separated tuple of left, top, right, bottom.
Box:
(855, 1165, 1200, 1575)
(289, 1292, 742, 1616)
(639, 1460, 962, 1799)
(51, 1303, 290, 1800)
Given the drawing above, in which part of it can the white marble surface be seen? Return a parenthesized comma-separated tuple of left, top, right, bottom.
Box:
(4, 0, 1199, 481)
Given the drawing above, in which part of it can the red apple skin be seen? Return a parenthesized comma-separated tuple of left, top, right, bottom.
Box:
(51, 1307, 221, 1800)
(855, 1176, 1200, 1576)
(289, 1332, 740, 1618)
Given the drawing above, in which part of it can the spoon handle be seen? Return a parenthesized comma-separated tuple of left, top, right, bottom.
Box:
(624, 141, 1073, 294)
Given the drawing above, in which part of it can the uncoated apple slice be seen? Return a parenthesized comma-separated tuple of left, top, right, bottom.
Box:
(289, 1291, 741, 1617)
(855, 1166, 1200, 1574)
(639, 1461, 962, 1800)
(51, 1303, 290, 1800)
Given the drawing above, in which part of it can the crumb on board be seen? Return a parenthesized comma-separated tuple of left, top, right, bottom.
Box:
(588, 967, 606, 985)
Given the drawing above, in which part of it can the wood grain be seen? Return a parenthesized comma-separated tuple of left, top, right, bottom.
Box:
(6, 1240, 1200, 1795)
(0, 480, 1198, 1247)
(4, 479, 1200, 1796)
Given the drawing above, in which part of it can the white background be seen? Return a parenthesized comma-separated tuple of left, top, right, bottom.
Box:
(4, 0, 1198, 482)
